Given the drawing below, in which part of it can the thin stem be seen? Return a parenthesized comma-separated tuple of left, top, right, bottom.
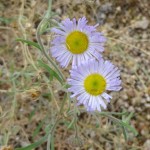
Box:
(67, 109, 128, 116)
(36, 0, 65, 82)
(73, 100, 79, 138)
(36, 20, 65, 82)
(47, 118, 60, 150)
(46, 0, 52, 19)
(74, 118, 78, 138)
(36, 1, 67, 149)
(100, 114, 138, 136)
(98, 111, 128, 116)
(11, 78, 17, 119)
(46, 93, 67, 150)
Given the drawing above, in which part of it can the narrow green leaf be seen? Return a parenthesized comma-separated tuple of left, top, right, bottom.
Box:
(15, 134, 48, 150)
(38, 60, 63, 84)
(99, 111, 128, 116)
(67, 118, 75, 129)
(16, 38, 42, 51)
(123, 112, 134, 124)
(32, 119, 45, 139)
(16, 123, 52, 150)
(122, 126, 128, 141)
(28, 109, 36, 121)
(95, 123, 100, 128)
(40, 20, 50, 34)
(114, 118, 138, 136)
(0, 17, 13, 24)
(100, 114, 138, 136)
(50, 135, 54, 150)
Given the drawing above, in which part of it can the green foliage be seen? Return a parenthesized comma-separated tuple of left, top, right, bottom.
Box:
(14, 0, 139, 149)
(0, 17, 13, 24)
(50, 136, 54, 150)
(99, 111, 138, 140)
(28, 109, 36, 122)
(32, 117, 47, 139)
(39, 19, 51, 34)
(15, 134, 48, 150)
(38, 60, 63, 84)
(16, 39, 42, 51)
(67, 118, 75, 129)
(15, 124, 52, 150)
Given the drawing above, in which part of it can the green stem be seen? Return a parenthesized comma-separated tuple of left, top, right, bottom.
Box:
(46, 93, 67, 150)
(73, 100, 79, 138)
(36, 0, 65, 82)
(46, 0, 52, 19)
(100, 114, 138, 136)
(67, 109, 128, 116)
(47, 118, 60, 150)
(98, 111, 128, 116)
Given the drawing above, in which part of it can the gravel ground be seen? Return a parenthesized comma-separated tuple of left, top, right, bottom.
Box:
(0, 0, 150, 150)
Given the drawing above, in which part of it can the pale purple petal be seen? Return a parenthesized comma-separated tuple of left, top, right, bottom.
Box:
(68, 58, 122, 112)
(50, 17, 106, 68)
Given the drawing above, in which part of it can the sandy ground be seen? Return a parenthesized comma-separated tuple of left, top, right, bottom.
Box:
(0, 0, 150, 150)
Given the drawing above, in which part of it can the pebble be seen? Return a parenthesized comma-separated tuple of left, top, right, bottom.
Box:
(141, 98, 146, 104)
(145, 103, 150, 108)
(124, 102, 129, 107)
(132, 17, 149, 30)
(90, 131, 96, 138)
(146, 114, 150, 120)
(20, 141, 30, 147)
(97, 2, 113, 25)
(143, 139, 150, 150)
(100, 2, 113, 14)
(56, 8, 62, 14)
(128, 106, 135, 112)
(105, 142, 112, 150)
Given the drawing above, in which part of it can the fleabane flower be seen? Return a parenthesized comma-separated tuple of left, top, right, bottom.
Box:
(50, 17, 106, 68)
(68, 59, 122, 112)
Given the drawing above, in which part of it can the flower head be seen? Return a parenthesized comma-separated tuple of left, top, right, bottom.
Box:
(68, 59, 122, 112)
(50, 17, 106, 68)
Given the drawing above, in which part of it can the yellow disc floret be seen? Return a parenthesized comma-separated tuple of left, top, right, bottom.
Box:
(66, 31, 89, 54)
(84, 74, 106, 96)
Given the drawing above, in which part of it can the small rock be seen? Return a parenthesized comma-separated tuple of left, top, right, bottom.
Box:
(133, 17, 149, 30)
(127, 89, 135, 98)
(141, 98, 146, 104)
(56, 8, 62, 14)
(124, 102, 129, 107)
(90, 131, 96, 138)
(145, 103, 150, 108)
(128, 106, 135, 112)
(122, 94, 128, 100)
(146, 94, 150, 102)
(20, 141, 30, 147)
(97, 2, 113, 25)
(143, 139, 150, 150)
(116, 6, 121, 12)
(135, 107, 142, 112)
(101, 2, 113, 14)
(146, 114, 150, 120)
(105, 142, 112, 150)
(142, 33, 148, 39)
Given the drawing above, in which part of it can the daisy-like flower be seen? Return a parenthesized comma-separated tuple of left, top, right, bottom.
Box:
(50, 17, 106, 68)
(68, 59, 122, 112)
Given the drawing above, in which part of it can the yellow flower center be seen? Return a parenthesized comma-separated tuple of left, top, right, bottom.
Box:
(66, 31, 89, 54)
(84, 74, 106, 96)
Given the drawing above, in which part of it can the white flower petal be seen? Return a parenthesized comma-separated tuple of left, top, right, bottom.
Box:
(68, 59, 122, 112)
(50, 17, 106, 68)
